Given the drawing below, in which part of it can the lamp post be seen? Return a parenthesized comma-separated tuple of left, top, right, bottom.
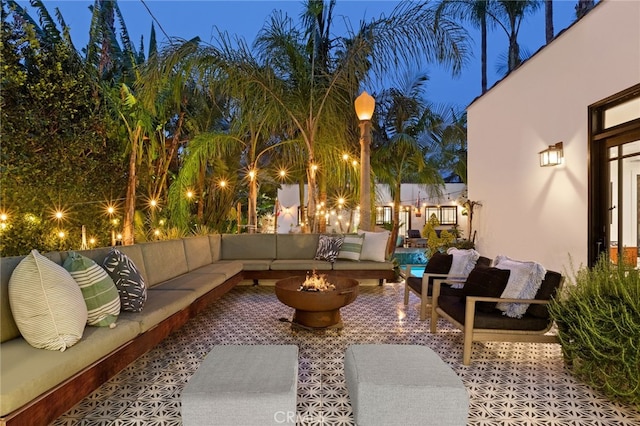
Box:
(354, 91, 375, 231)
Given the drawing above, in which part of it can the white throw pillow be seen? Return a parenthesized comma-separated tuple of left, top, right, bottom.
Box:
(358, 230, 390, 262)
(446, 247, 480, 279)
(494, 255, 546, 318)
(9, 250, 87, 351)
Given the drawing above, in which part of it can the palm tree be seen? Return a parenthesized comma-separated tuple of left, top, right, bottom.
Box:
(425, 109, 468, 184)
(545, 0, 554, 44)
(437, 0, 492, 94)
(110, 0, 468, 235)
(372, 73, 445, 256)
(489, 0, 540, 73)
(200, 1, 469, 232)
(84, 0, 152, 245)
(575, 0, 595, 19)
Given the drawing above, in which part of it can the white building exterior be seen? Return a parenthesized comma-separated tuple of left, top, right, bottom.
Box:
(276, 183, 469, 239)
(467, 0, 640, 273)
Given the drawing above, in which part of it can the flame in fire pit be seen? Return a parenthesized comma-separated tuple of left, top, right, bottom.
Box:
(298, 271, 336, 292)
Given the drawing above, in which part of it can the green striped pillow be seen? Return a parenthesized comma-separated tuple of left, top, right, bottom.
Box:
(64, 252, 121, 327)
(8, 250, 87, 351)
(338, 234, 364, 261)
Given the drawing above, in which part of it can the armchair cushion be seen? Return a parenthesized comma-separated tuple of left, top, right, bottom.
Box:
(462, 266, 511, 313)
(407, 229, 421, 238)
(526, 270, 563, 319)
(406, 276, 463, 298)
(424, 252, 453, 275)
(405, 253, 456, 298)
(438, 296, 552, 331)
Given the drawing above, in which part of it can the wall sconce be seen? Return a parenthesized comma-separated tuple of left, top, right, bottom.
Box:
(539, 142, 564, 167)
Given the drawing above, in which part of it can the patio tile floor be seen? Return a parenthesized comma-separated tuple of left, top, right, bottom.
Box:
(52, 282, 640, 425)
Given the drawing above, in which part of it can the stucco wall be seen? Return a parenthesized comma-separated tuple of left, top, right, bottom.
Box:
(467, 0, 640, 273)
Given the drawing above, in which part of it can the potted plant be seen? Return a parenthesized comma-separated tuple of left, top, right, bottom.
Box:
(548, 256, 640, 409)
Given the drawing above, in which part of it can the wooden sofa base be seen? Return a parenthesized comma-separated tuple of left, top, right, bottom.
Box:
(0, 274, 242, 426)
(243, 269, 396, 286)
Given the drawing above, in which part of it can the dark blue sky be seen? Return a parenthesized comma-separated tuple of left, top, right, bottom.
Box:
(24, 1, 581, 109)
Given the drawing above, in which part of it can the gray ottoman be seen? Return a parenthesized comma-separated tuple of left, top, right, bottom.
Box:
(181, 345, 298, 425)
(344, 345, 468, 426)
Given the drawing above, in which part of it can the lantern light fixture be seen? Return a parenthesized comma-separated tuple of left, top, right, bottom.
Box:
(539, 142, 564, 167)
(354, 91, 375, 121)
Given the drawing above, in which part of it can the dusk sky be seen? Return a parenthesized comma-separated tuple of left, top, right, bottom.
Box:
(21, 1, 582, 109)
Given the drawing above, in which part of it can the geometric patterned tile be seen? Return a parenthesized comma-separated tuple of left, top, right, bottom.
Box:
(54, 282, 640, 425)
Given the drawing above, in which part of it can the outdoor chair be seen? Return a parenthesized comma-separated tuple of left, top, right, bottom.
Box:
(402, 250, 491, 320)
(406, 229, 427, 248)
(430, 262, 564, 365)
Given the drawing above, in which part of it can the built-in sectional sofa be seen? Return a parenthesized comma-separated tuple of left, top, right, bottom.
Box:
(0, 233, 394, 426)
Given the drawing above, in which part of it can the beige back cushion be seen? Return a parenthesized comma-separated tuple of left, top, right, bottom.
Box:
(183, 236, 213, 271)
(140, 240, 188, 287)
(221, 234, 276, 259)
(209, 234, 222, 261)
(118, 245, 148, 285)
(1, 256, 24, 342)
(276, 234, 319, 259)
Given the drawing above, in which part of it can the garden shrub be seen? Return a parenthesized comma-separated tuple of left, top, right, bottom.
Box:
(549, 256, 640, 409)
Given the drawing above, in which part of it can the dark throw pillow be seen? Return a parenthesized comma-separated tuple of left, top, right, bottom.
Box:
(424, 252, 453, 275)
(103, 248, 147, 312)
(314, 235, 345, 262)
(462, 266, 511, 313)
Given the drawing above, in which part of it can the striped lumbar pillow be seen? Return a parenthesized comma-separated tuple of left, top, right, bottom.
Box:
(338, 234, 364, 261)
(64, 252, 121, 327)
(103, 248, 147, 312)
(8, 250, 87, 351)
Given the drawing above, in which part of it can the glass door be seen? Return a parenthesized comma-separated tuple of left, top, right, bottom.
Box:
(608, 140, 640, 266)
(588, 84, 640, 266)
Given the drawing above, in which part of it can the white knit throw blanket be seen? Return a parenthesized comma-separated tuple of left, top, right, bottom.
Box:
(494, 255, 546, 318)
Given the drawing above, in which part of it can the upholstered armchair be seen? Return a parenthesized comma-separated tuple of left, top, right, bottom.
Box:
(403, 250, 491, 320)
(430, 263, 564, 365)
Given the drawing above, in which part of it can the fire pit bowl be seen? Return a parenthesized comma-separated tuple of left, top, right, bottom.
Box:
(275, 276, 359, 330)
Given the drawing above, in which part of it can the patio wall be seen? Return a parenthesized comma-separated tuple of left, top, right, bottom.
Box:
(467, 0, 640, 273)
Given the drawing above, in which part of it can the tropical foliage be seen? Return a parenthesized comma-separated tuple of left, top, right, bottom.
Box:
(1, 0, 590, 256)
(549, 256, 640, 409)
(1, 0, 125, 255)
